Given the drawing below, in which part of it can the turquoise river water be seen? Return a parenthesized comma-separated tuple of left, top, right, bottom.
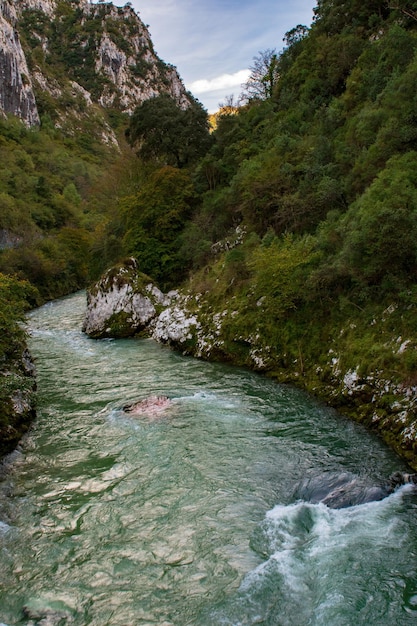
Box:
(1, 292, 417, 625)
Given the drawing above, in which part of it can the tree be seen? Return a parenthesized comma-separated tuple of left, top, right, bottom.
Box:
(313, 0, 390, 35)
(387, 1, 417, 22)
(241, 49, 280, 102)
(339, 152, 417, 288)
(126, 94, 212, 168)
(283, 24, 309, 48)
(121, 166, 196, 286)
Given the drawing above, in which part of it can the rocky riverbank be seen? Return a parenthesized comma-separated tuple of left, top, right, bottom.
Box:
(83, 258, 417, 470)
(0, 345, 36, 459)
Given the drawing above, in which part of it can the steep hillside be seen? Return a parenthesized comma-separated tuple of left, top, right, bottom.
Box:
(83, 0, 417, 468)
(0, 0, 191, 135)
(0, 0, 198, 302)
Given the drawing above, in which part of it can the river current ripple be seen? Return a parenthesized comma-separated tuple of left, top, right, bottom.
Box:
(1, 292, 417, 625)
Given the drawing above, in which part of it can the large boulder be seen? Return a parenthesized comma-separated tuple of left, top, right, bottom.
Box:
(83, 259, 229, 357)
(82, 258, 168, 339)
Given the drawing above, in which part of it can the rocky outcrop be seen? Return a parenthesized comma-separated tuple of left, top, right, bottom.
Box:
(0, 346, 36, 458)
(151, 302, 201, 349)
(83, 259, 204, 349)
(0, 0, 192, 129)
(0, 1, 39, 126)
(315, 354, 417, 469)
(0, 229, 22, 250)
(92, 6, 190, 113)
(82, 258, 170, 339)
(20, 0, 57, 16)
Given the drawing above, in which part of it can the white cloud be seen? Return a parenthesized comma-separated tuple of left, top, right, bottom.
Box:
(189, 69, 250, 95)
(91, 0, 316, 112)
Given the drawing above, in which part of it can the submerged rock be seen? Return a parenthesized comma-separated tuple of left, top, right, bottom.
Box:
(388, 471, 417, 488)
(295, 471, 417, 509)
(23, 603, 73, 625)
(123, 395, 172, 418)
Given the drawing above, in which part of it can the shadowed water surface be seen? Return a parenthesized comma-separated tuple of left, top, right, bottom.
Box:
(0, 292, 417, 625)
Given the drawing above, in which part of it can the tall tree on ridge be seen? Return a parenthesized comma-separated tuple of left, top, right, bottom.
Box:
(241, 49, 280, 102)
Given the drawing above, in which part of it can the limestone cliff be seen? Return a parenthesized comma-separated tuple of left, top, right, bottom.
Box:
(0, 0, 192, 131)
(0, 0, 39, 126)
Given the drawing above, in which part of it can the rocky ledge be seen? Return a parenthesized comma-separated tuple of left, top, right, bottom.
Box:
(83, 259, 203, 348)
(0, 346, 36, 458)
(83, 258, 417, 469)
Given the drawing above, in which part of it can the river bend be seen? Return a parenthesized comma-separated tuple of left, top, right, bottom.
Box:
(1, 292, 417, 625)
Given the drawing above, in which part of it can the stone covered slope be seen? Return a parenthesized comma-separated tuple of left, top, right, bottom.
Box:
(83, 258, 417, 470)
(0, 0, 191, 130)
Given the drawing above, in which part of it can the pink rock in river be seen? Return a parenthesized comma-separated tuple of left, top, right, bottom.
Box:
(123, 395, 172, 417)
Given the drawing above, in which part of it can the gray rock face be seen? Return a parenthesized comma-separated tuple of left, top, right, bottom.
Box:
(19, 0, 57, 15)
(82, 259, 168, 339)
(151, 304, 200, 346)
(0, 0, 192, 128)
(92, 4, 190, 114)
(0, 1, 39, 126)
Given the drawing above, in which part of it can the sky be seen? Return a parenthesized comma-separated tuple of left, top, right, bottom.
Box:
(105, 1, 316, 112)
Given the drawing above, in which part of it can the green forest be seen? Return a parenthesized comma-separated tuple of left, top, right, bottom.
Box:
(2, 0, 417, 460)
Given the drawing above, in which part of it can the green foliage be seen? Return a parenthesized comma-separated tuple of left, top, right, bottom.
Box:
(274, 32, 366, 113)
(0, 115, 110, 299)
(0, 227, 92, 300)
(126, 94, 212, 168)
(121, 166, 196, 288)
(249, 235, 318, 318)
(338, 152, 417, 290)
(0, 254, 38, 458)
(313, 0, 390, 35)
(0, 274, 38, 362)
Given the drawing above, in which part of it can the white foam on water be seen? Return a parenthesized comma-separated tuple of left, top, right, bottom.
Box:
(178, 391, 219, 402)
(207, 487, 415, 625)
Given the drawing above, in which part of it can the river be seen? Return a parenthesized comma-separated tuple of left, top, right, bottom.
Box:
(1, 291, 417, 625)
